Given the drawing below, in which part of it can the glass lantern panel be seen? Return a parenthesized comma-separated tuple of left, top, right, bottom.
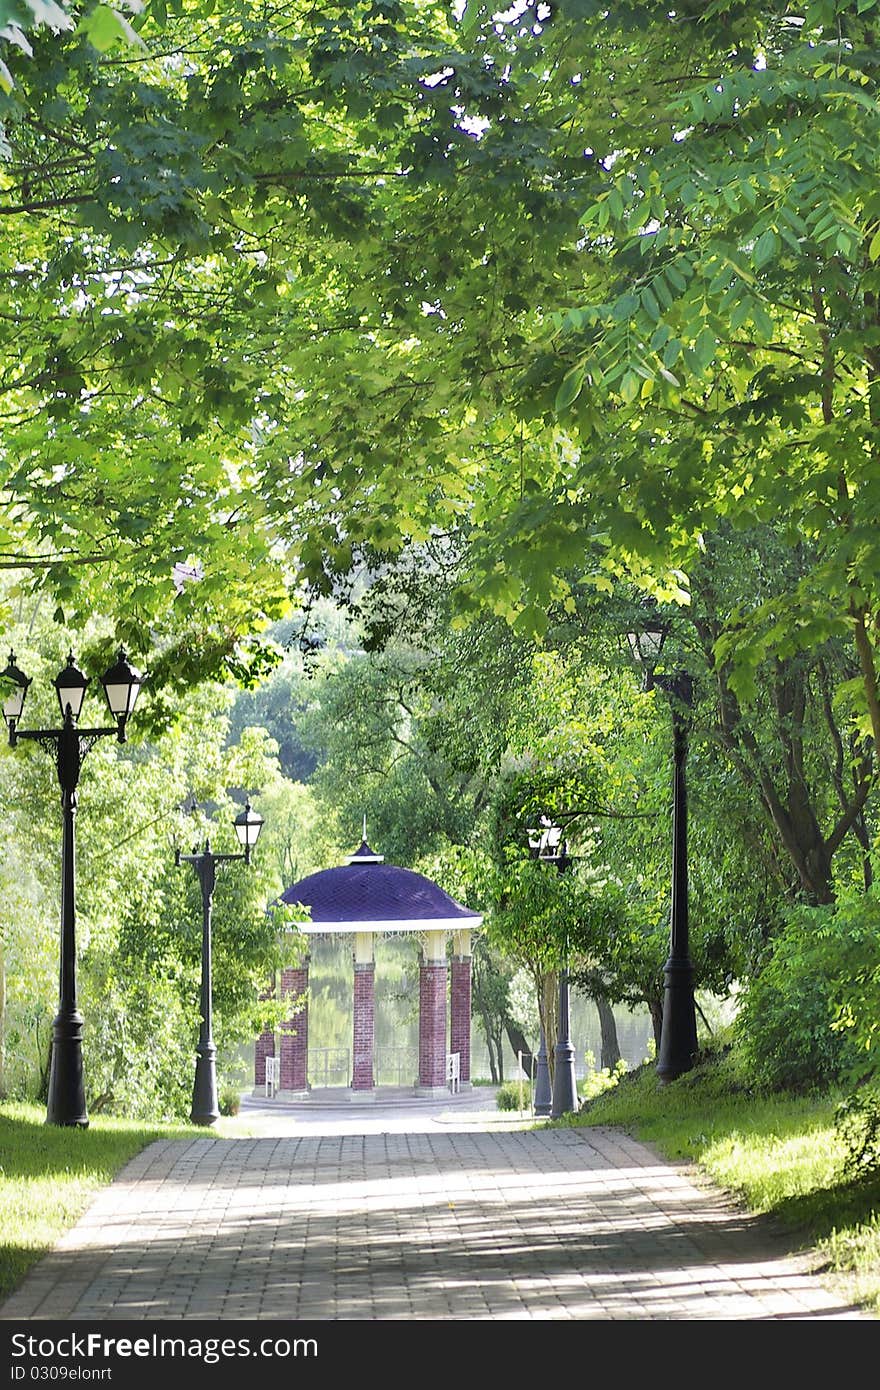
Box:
(103, 680, 138, 717)
(55, 679, 87, 720)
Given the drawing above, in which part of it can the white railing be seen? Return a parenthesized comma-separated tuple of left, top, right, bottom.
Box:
(446, 1051, 460, 1093)
(264, 1055, 280, 1098)
(308, 1047, 350, 1087)
(375, 1047, 418, 1086)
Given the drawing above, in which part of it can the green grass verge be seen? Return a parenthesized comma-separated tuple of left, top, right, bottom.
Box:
(570, 1056, 880, 1315)
(0, 1101, 237, 1301)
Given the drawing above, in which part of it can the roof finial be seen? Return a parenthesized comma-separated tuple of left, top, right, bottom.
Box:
(346, 820, 384, 865)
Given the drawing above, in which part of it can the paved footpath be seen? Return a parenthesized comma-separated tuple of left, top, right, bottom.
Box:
(0, 1090, 871, 1321)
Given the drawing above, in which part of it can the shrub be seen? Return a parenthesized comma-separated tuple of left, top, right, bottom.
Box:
(580, 1059, 627, 1101)
(835, 1089, 880, 1177)
(495, 1080, 531, 1111)
(733, 897, 872, 1092)
(219, 1085, 241, 1117)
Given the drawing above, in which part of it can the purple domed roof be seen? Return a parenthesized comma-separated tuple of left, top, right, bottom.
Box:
(278, 841, 482, 933)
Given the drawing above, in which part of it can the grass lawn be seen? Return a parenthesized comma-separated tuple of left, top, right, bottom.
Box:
(570, 1055, 880, 1315)
(0, 1101, 237, 1301)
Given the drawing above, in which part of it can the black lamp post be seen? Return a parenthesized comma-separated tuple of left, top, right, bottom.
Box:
(627, 616, 698, 1083)
(1, 647, 144, 1127)
(528, 817, 578, 1118)
(176, 800, 264, 1125)
(533, 1025, 552, 1117)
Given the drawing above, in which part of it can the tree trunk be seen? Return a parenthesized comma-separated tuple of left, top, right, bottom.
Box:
(538, 970, 558, 1084)
(697, 594, 868, 908)
(649, 998, 663, 1052)
(594, 993, 621, 1071)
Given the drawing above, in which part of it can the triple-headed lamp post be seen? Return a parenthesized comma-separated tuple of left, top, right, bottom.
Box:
(627, 615, 698, 1083)
(176, 801, 265, 1126)
(528, 817, 578, 1118)
(1, 648, 144, 1127)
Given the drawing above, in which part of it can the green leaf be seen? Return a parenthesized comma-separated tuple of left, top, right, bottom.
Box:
(555, 363, 585, 413)
(610, 293, 638, 323)
(753, 229, 779, 270)
(751, 302, 774, 339)
(619, 370, 640, 404)
(460, 1, 486, 36)
(694, 326, 716, 371)
(738, 177, 757, 207)
(640, 286, 660, 323)
(662, 337, 682, 367)
(76, 3, 144, 51)
(729, 296, 752, 333)
(649, 323, 670, 352)
(513, 604, 548, 638)
(666, 264, 687, 292)
(1, 0, 72, 30)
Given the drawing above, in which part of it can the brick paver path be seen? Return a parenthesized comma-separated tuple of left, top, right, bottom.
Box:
(0, 1096, 869, 1321)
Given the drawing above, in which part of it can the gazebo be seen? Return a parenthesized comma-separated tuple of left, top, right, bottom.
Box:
(253, 839, 482, 1099)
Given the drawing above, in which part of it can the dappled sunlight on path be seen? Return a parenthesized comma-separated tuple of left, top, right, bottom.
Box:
(0, 1093, 870, 1321)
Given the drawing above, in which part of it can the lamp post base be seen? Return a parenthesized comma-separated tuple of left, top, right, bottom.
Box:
(46, 1008, 89, 1128)
(534, 1028, 552, 1116)
(551, 968, 579, 1118)
(550, 1039, 578, 1118)
(191, 1043, 220, 1126)
(656, 956, 698, 1085)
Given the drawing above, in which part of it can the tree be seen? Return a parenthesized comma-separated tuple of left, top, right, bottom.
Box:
(685, 529, 876, 904)
(470, 934, 514, 1084)
(6, 2, 880, 743)
(476, 635, 771, 1047)
(0, 1, 143, 104)
(0, 1, 589, 676)
(4, 0, 878, 1091)
(453, 1, 880, 752)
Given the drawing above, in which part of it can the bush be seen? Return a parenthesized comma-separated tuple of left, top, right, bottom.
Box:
(496, 1080, 531, 1111)
(733, 897, 871, 1092)
(219, 1085, 241, 1116)
(836, 1089, 880, 1177)
(580, 1059, 627, 1101)
(82, 967, 194, 1122)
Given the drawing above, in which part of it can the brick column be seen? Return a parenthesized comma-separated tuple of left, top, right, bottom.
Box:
(417, 930, 448, 1095)
(253, 980, 276, 1091)
(350, 931, 376, 1098)
(352, 964, 375, 1091)
(254, 1024, 275, 1089)
(279, 960, 309, 1095)
(450, 953, 472, 1090)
